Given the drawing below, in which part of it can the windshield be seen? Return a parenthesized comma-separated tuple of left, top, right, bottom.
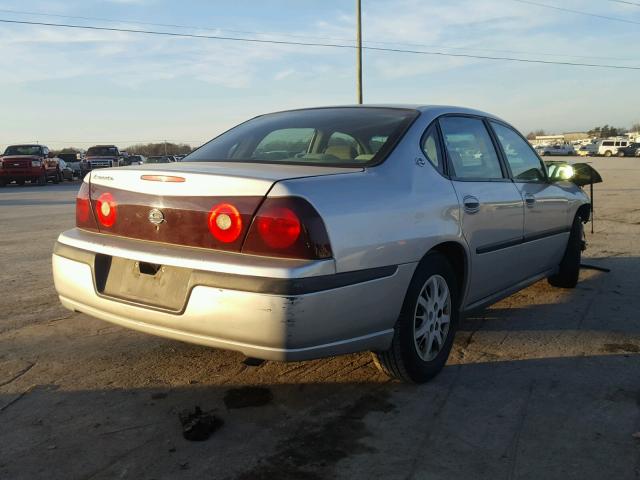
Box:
(186, 107, 419, 167)
(4, 145, 42, 156)
(87, 146, 118, 157)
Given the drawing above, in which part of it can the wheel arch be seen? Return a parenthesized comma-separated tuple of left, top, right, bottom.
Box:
(421, 241, 468, 305)
(576, 203, 591, 223)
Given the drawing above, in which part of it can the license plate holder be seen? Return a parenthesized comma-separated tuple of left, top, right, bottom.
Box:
(95, 255, 191, 311)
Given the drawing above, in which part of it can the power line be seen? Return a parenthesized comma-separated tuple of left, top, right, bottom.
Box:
(0, 7, 635, 62)
(513, 0, 640, 25)
(0, 18, 639, 71)
(608, 0, 640, 6)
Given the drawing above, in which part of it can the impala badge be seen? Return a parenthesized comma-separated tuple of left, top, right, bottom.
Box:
(148, 208, 165, 225)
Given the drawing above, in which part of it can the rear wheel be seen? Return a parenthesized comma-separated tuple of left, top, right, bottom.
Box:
(548, 215, 584, 288)
(372, 252, 459, 383)
(617, 151, 625, 157)
(604, 150, 612, 157)
(17, 179, 25, 186)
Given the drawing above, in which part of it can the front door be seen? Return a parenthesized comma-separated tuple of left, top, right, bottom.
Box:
(489, 121, 570, 276)
(439, 116, 525, 304)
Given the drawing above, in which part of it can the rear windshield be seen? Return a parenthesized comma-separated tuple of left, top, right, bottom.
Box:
(4, 145, 42, 156)
(87, 146, 118, 156)
(186, 107, 419, 167)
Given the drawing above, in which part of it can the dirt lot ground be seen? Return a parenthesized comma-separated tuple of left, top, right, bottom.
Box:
(1, 157, 639, 479)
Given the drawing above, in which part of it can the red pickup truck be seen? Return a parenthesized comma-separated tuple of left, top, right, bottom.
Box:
(0, 144, 62, 186)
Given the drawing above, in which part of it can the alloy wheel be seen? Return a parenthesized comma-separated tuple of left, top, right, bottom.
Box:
(413, 274, 451, 362)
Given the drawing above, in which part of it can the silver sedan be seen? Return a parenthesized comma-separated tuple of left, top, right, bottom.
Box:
(52, 105, 590, 383)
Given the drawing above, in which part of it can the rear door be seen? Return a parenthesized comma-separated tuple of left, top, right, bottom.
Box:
(489, 121, 570, 276)
(438, 116, 525, 304)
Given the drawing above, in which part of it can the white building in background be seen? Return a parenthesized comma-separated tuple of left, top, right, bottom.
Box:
(626, 132, 640, 143)
(530, 132, 591, 146)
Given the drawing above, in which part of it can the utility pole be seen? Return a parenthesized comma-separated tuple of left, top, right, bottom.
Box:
(356, 0, 363, 104)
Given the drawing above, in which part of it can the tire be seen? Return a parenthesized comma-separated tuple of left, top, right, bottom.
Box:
(604, 150, 612, 157)
(17, 179, 25, 186)
(372, 252, 460, 383)
(37, 171, 46, 186)
(52, 171, 60, 184)
(548, 215, 584, 288)
(0, 179, 6, 187)
(617, 151, 625, 158)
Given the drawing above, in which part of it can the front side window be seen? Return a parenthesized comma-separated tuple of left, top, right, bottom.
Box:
(187, 107, 419, 166)
(490, 122, 546, 182)
(439, 117, 504, 180)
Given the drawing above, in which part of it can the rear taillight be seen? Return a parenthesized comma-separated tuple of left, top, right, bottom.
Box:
(95, 192, 117, 228)
(256, 206, 301, 249)
(76, 182, 98, 230)
(208, 203, 243, 243)
(242, 197, 332, 260)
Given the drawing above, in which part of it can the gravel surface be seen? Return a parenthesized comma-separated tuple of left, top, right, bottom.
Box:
(1, 157, 639, 479)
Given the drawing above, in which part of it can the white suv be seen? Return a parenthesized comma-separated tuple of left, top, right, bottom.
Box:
(598, 139, 629, 157)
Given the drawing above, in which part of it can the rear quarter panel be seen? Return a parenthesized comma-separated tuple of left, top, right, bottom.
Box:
(269, 116, 465, 274)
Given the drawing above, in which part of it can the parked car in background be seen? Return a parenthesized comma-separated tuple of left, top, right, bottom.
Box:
(52, 105, 591, 383)
(85, 145, 121, 172)
(145, 155, 176, 164)
(57, 159, 75, 181)
(0, 144, 61, 186)
(536, 144, 576, 156)
(597, 139, 629, 157)
(120, 155, 145, 166)
(616, 142, 640, 157)
(57, 153, 83, 178)
(576, 144, 598, 157)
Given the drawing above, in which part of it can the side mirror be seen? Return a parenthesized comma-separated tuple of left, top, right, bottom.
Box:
(547, 163, 575, 182)
(544, 161, 603, 187)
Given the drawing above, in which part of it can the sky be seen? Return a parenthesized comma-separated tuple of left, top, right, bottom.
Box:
(0, 0, 638, 150)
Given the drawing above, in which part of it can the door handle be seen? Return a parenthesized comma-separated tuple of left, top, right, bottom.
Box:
(463, 195, 480, 214)
(524, 194, 536, 207)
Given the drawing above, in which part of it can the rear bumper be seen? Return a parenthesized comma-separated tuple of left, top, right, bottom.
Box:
(52, 230, 414, 360)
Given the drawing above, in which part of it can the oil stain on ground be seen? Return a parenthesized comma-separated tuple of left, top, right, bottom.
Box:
(602, 343, 640, 354)
(232, 391, 394, 480)
(224, 386, 274, 409)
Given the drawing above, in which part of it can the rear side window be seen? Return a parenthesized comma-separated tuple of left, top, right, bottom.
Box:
(490, 122, 546, 182)
(420, 126, 444, 174)
(439, 117, 504, 180)
(602, 141, 614, 146)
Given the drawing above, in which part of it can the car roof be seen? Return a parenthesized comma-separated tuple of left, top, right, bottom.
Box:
(265, 104, 507, 124)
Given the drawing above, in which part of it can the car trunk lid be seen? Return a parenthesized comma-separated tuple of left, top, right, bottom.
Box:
(86, 161, 362, 250)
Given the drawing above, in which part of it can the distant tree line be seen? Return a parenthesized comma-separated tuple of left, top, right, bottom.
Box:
(526, 129, 546, 140)
(124, 142, 193, 157)
(52, 143, 194, 157)
(587, 125, 625, 138)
